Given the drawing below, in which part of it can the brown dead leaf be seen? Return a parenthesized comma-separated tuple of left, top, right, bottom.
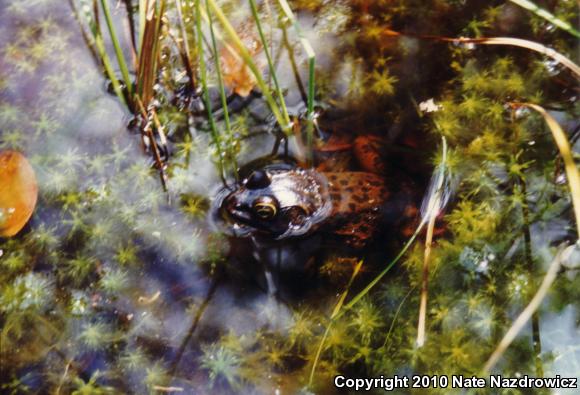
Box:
(220, 30, 263, 97)
(0, 150, 38, 237)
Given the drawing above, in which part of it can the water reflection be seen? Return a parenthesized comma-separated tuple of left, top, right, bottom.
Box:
(1, 0, 578, 394)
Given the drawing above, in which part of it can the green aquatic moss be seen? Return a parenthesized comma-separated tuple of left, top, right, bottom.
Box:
(0, 0, 579, 394)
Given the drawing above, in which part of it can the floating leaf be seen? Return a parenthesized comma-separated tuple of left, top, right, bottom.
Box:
(0, 150, 38, 237)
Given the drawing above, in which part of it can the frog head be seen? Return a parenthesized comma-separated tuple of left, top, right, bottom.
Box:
(213, 165, 332, 239)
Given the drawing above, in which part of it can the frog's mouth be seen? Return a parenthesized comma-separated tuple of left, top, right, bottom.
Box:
(221, 197, 254, 227)
(209, 186, 255, 238)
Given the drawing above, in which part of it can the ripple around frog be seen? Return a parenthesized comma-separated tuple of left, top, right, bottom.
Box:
(210, 162, 333, 240)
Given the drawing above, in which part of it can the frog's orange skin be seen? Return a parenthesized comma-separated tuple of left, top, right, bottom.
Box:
(352, 135, 387, 174)
(314, 134, 420, 248)
(320, 172, 388, 248)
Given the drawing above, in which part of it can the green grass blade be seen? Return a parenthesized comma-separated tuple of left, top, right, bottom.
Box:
(205, 0, 291, 134)
(205, 0, 238, 179)
(174, 0, 196, 89)
(136, 0, 165, 107)
(509, 0, 580, 38)
(344, 222, 425, 311)
(99, 0, 134, 101)
(89, 0, 128, 109)
(67, 0, 100, 64)
(460, 37, 580, 78)
(248, 0, 290, 125)
(307, 54, 315, 116)
(308, 260, 364, 387)
(95, 31, 129, 108)
(517, 103, 580, 238)
(276, 0, 315, 117)
(138, 0, 147, 57)
(195, 0, 226, 184)
(276, 0, 316, 161)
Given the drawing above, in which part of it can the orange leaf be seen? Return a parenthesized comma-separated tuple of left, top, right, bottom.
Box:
(0, 150, 38, 237)
(220, 30, 263, 97)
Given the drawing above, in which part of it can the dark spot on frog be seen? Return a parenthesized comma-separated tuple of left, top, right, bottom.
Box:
(339, 179, 348, 186)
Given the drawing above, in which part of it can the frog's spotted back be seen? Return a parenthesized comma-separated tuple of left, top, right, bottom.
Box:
(352, 135, 387, 174)
(323, 172, 389, 248)
(325, 172, 388, 215)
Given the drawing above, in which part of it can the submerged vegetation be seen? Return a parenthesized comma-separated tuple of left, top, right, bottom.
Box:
(1, 0, 579, 394)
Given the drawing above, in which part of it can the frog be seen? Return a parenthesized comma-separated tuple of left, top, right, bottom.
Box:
(214, 133, 419, 250)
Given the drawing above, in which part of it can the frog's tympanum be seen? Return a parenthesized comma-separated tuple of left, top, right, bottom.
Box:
(214, 135, 413, 249)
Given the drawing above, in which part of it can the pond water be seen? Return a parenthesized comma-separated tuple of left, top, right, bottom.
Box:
(1, 1, 579, 394)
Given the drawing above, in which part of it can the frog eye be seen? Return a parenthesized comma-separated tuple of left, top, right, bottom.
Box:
(246, 170, 271, 189)
(252, 196, 278, 220)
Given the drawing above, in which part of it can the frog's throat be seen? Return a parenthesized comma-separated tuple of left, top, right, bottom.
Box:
(275, 169, 332, 239)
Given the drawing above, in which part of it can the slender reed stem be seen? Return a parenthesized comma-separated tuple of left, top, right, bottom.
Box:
(508, 0, 580, 38)
(135, 97, 168, 190)
(100, 0, 134, 101)
(205, 0, 290, 134)
(205, 0, 238, 180)
(276, 0, 316, 160)
(482, 245, 564, 373)
(138, 0, 148, 57)
(195, 0, 227, 186)
(383, 287, 415, 350)
(308, 260, 364, 387)
(67, 0, 100, 65)
(96, 35, 129, 108)
(137, 0, 165, 107)
(280, 25, 307, 104)
(174, 0, 197, 90)
(344, 221, 425, 312)
(509, 111, 544, 376)
(92, 0, 128, 108)
(382, 30, 580, 78)
(416, 138, 449, 347)
(461, 37, 580, 78)
(512, 103, 580, 238)
(307, 55, 315, 116)
(121, 0, 138, 56)
(249, 0, 290, 123)
(416, 209, 436, 347)
(276, 0, 315, 117)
